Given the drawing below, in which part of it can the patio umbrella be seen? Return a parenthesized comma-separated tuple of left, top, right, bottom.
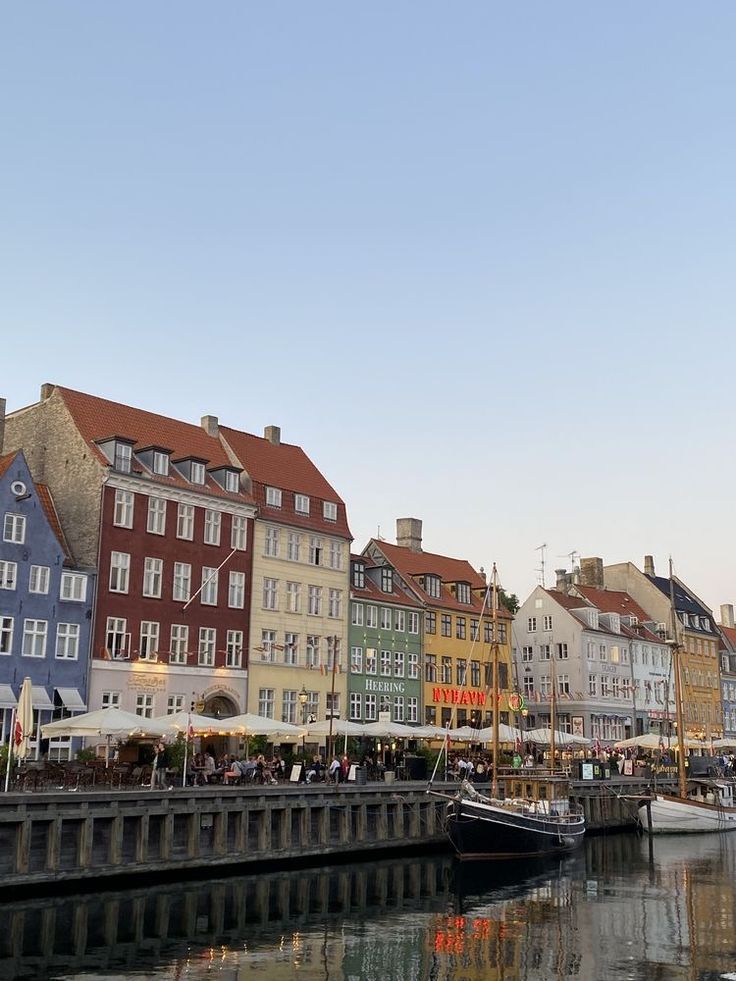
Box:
(15, 677, 34, 761)
(150, 710, 244, 736)
(359, 721, 423, 739)
(305, 719, 364, 737)
(41, 707, 168, 738)
(224, 713, 306, 740)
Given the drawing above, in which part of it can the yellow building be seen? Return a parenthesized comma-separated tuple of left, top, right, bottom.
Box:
(366, 519, 514, 729)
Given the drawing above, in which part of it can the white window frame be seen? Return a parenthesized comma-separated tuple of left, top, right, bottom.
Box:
(167, 694, 185, 714)
(201, 567, 218, 606)
(328, 588, 342, 619)
(258, 688, 275, 718)
(204, 509, 221, 546)
(408, 651, 419, 679)
(105, 617, 128, 659)
(0, 616, 13, 654)
(0, 561, 17, 590)
(172, 562, 191, 602)
(190, 461, 206, 485)
(352, 603, 364, 626)
(323, 501, 338, 521)
(152, 451, 169, 476)
(408, 612, 419, 634)
(226, 629, 243, 668)
(170, 624, 189, 664)
(231, 514, 247, 550)
(225, 471, 240, 493)
(309, 537, 323, 566)
(295, 494, 310, 514)
(265, 526, 280, 557)
(287, 532, 301, 561)
(177, 503, 194, 541)
(286, 581, 301, 613)
(60, 572, 87, 602)
(198, 627, 216, 666)
(228, 570, 245, 609)
(139, 620, 160, 660)
(22, 619, 47, 658)
(109, 551, 130, 593)
(3, 513, 26, 544)
(284, 632, 299, 666)
(101, 691, 121, 709)
(265, 486, 282, 508)
(329, 541, 342, 570)
(114, 489, 134, 528)
(55, 622, 79, 660)
(263, 577, 278, 610)
(351, 646, 363, 673)
(366, 605, 378, 628)
(143, 557, 163, 598)
(29, 565, 50, 595)
(136, 694, 154, 718)
(147, 497, 167, 535)
(308, 585, 322, 616)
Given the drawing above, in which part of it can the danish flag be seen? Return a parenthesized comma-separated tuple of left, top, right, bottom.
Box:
(13, 719, 23, 747)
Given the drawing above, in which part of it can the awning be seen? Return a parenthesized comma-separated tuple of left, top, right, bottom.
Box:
(55, 688, 87, 711)
(0, 684, 17, 709)
(32, 687, 54, 710)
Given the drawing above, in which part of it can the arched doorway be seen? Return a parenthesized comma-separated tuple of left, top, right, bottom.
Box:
(199, 693, 239, 760)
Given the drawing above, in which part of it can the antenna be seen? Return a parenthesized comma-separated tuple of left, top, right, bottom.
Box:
(558, 550, 579, 568)
(536, 543, 547, 587)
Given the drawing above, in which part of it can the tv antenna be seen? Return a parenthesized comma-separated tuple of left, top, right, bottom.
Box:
(558, 550, 579, 569)
(536, 543, 547, 587)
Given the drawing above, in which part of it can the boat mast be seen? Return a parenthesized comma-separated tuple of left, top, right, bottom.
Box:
(491, 563, 500, 798)
(669, 558, 688, 799)
(550, 639, 556, 773)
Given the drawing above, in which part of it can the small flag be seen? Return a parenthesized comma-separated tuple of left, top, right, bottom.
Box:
(187, 723, 194, 740)
(14, 719, 22, 746)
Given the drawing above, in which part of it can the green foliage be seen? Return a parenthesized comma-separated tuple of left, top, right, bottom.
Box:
(166, 734, 188, 773)
(498, 588, 520, 615)
(75, 747, 97, 763)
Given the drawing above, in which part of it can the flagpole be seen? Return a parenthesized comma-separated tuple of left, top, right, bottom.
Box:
(4, 708, 16, 793)
(182, 713, 191, 788)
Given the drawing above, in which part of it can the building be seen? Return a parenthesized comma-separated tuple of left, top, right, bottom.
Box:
(347, 553, 423, 726)
(364, 519, 513, 730)
(716, 604, 736, 741)
(0, 447, 94, 757)
(3, 386, 257, 721)
(216, 421, 352, 724)
(604, 555, 722, 740)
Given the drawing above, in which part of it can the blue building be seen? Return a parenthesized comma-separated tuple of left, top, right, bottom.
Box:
(0, 451, 95, 758)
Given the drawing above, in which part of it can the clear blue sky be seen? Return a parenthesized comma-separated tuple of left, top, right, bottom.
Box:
(2, 4, 735, 611)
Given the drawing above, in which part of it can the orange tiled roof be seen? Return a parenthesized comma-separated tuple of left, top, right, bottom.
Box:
(351, 574, 424, 609)
(545, 589, 591, 611)
(574, 585, 654, 623)
(57, 387, 254, 504)
(720, 624, 736, 649)
(36, 483, 73, 564)
(0, 453, 16, 480)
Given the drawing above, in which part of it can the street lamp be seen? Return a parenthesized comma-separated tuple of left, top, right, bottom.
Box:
(299, 687, 308, 756)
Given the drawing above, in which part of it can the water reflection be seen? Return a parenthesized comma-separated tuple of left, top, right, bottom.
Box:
(3, 833, 736, 980)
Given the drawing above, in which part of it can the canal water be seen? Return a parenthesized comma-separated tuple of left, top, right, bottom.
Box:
(3, 832, 736, 980)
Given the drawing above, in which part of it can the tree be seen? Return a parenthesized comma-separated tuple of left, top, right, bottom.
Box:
(498, 587, 520, 615)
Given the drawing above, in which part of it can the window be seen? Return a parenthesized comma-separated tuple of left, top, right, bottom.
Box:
(198, 627, 216, 666)
(540, 675, 552, 697)
(556, 642, 568, 660)
(407, 697, 418, 723)
(589, 675, 598, 696)
(470, 620, 479, 641)
(55, 623, 79, 659)
(408, 651, 419, 678)
(394, 610, 406, 632)
(153, 451, 169, 476)
(284, 632, 299, 665)
(351, 646, 363, 673)
(265, 487, 282, 508)
(352, 563, 365, 589)
(109, 552, 130, 593)
(540, 644, 551, 661)
(23, 619, 47, 657)
(381, 567, 393, 593)
(114, 443, 132, 473)
(29, 565, 50, 594)
(527, 617, 537, 632)
(177, 504, 194, 540)
(0, 561, 17, 590)
(543, 615, 553, 631)
(204, 510, 221, 546)
(295, 494, 310, 514)
(365, 694, 377, 721)
(286, 581, 301, 613)
(308, 585, 322, 615)
(226, 630, 243, 668)
(139, 621, 160, 659)
(394, 651, 405, 677)
(105, 617, 128, 658)
(101, 691, 120, 709)
(456, 582, 471, 604)
(258, 688, 275, 718)
(167, 694, 185, 714)
(147, 497, 166, 535)
(0, 617, 13, 654)
(306, 635, 320, 669)
(365, 605, 377, 628)
(287, 532, 301, 561)
(136, 694, 154, 718)
(558, 674, 570, 695)
(190, 462, 205, 484)
(352, 603, 364, 626)
(522, 645, 533, 662)
(225, 471, 239, 493)
(365, 647, 377, 674)
(170, 625, 189, 664)
(377, 607, 389, 630)
(424, 575, 441, 599)
(328, 589, 342, 618)
(523, 675, 534, 697)
(456, 617, 466, 640)
(394, 696, 405, 722)
(282, 690, 297, 725)
(3, 513, 26, 544)
(484, 622, 492, 643)
(201, 567, 218, 606)
(441, 615, 452, 638)
(599, 644, 608, 661)
(143, 557, 163, 598)
(265, 526, 279, 557)
(425, 654, 437, 683)
(457, 659, 467, 685)
(309, 537, 323, 565)
(323, 501, 338, 521)
(229, 571, 245, 608)
(260, 630, 277, 661)
(350, 692, 362, 720)
(114, 489, 134, 528)
(231, 515, 247, 550)
(327, 637, 341, 671)
(329, 541, 343, 570)
(587, 641, 596, 660)
(441, 656, 452, 684)
(173, 562, 191, 602)
(262, 577, 278, 610)
(425, 611, 436, 634)
(60, 572, 87, 602)
(408, 612, 419, 634)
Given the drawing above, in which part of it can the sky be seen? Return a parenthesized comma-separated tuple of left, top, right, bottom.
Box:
(2, 4, 735, 612)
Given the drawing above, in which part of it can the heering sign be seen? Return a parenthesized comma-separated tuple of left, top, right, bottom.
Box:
(365, 679, 406, 694)
(432, 687, 486, 706)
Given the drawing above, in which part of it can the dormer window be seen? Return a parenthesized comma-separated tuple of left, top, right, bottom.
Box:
(424, 575, 441, 599)
(225, 471, 239, 493)
(323, 501, 338, 521)
(381, 567, 393, 593)
(190, 462, 205, 485)
(153, 451, 169, 476)
(456, 582, 471, 604)
(295, 494, 310, 515)
(266, 487, 282, 508)
(113, 442, 132, 473)
(352, 562, 365, 589)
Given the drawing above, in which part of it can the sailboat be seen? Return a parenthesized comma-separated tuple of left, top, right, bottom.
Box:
(640, 559, 736, 835)
(432, 564, 585, 858)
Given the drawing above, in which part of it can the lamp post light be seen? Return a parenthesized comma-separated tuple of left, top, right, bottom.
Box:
(299, 687, 308, 756)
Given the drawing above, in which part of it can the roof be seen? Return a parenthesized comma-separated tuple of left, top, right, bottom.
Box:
(56, 387, 254, 504)
(0, 453, 16, 480)
(220, 425, 351, 538)
(545, 589, 590, 612)
(574, 585, 654, 623)
(352, 570, 424, 609)
(36, 483, 73, 565)
(720, 624, 736, 650)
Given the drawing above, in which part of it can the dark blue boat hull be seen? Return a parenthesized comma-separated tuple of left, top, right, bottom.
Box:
(446, 798, 585, 859)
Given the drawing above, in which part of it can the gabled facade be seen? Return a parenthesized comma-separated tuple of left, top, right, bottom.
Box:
(604, 556, 723, 739)
(0, 450, 94, 757)
(217, 422, 352, 723)
(4, 386, 257, 721)
(365, 519, 513, 729)
(347, 554, 423, 726)
(716, 604, 736, 741)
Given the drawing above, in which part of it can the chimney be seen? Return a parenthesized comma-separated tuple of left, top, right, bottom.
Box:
(40, 382, 54, 401)
(201, 414, 219, 437)
(264, 425, 281, 446)
(579, 557, 604, 589)
(0, 397, 5, 455)
(644, 555, 655, 576)
(721, 604, 735, 629)
(396, 517, 423, 552)
(555, 568, 568, 593)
